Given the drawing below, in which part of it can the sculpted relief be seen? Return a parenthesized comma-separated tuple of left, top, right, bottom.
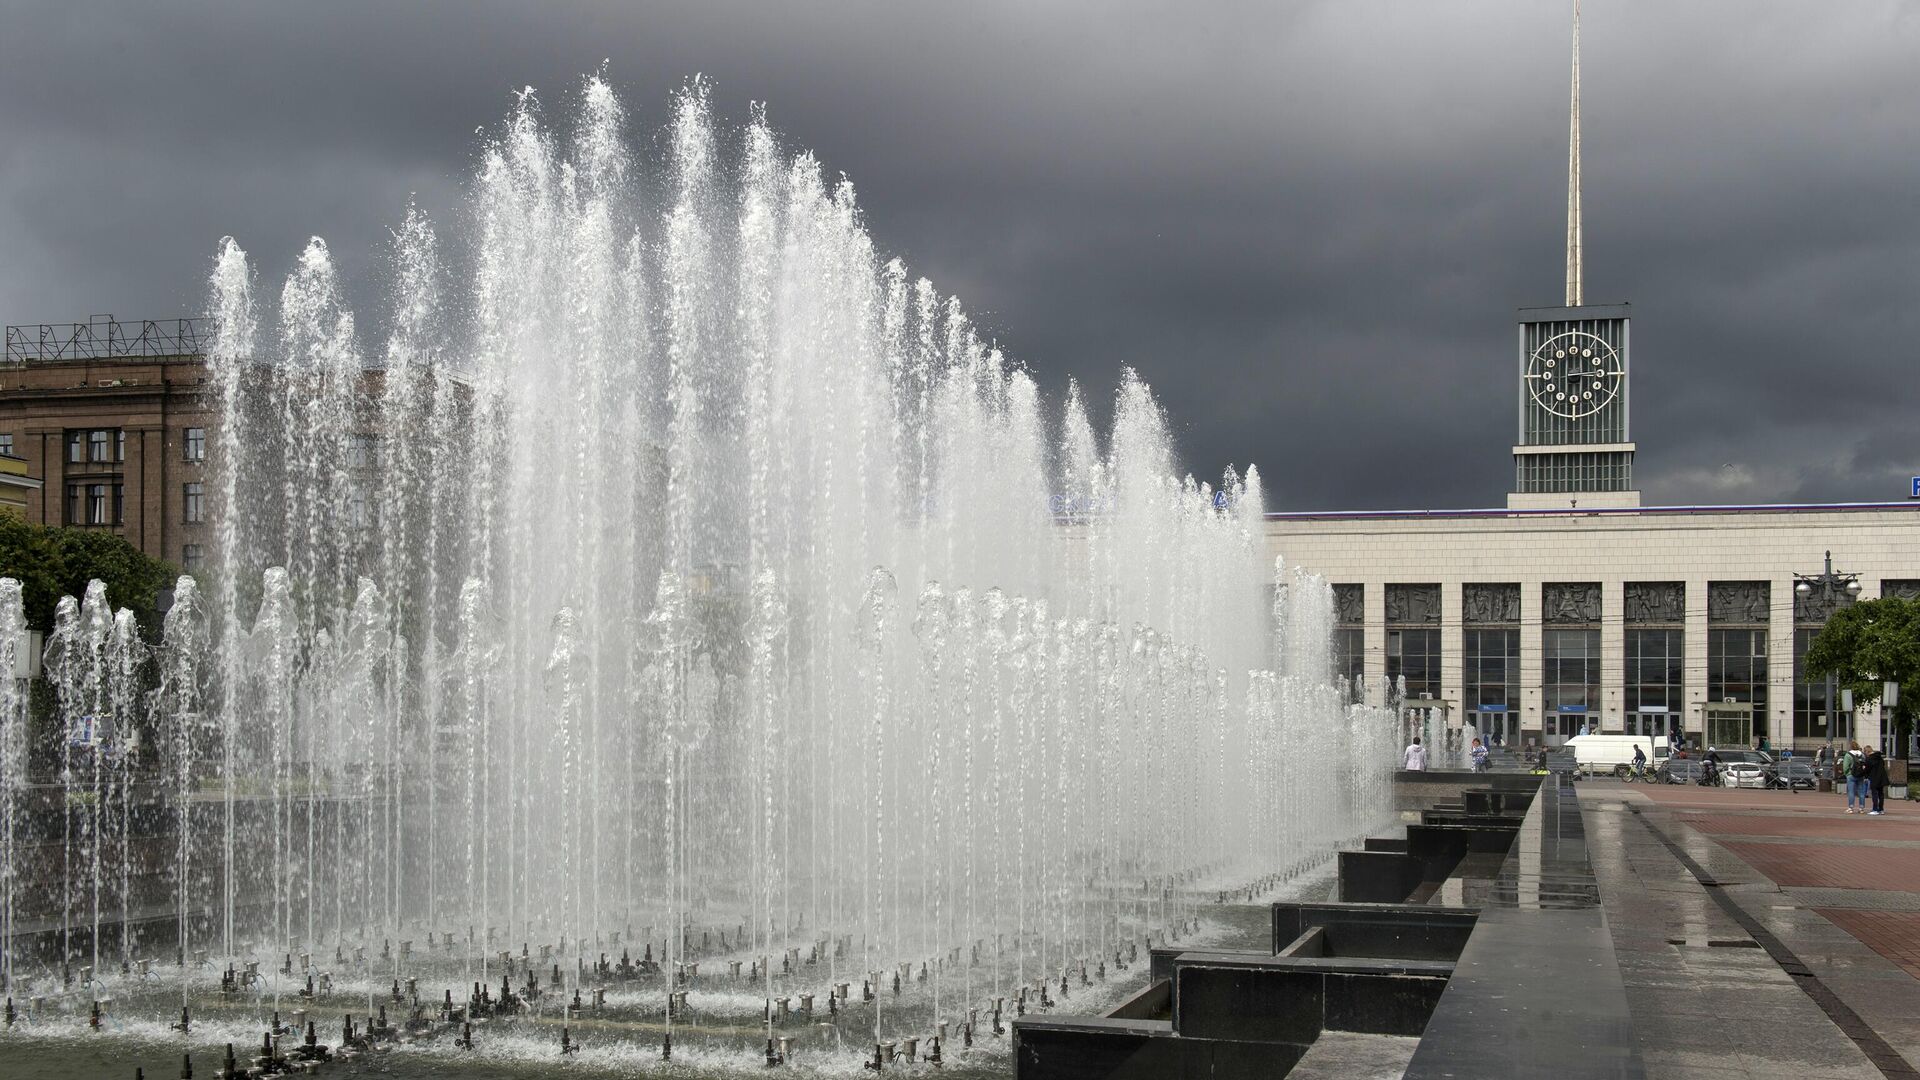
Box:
(1707, 581, 1770, 625)
(1463, 583, 1520, 624)
(1385, 584, 1441, 625)
(1543, 582, 1602, 624)
(1624, 581, 1684, 624)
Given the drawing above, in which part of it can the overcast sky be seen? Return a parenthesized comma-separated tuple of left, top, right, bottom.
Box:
(3, 1, 1916, 509)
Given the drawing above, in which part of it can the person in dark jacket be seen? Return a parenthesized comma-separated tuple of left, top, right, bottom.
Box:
(1865, 746, 1890, 816)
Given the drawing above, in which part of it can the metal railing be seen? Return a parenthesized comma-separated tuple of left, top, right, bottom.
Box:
(5, 315, 212, 363)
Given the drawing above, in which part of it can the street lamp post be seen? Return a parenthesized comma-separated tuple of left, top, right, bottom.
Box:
(1795, 550, 1863, 747)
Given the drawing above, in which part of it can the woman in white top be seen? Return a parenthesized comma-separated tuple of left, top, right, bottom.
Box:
(1403, 736, 1428, 771)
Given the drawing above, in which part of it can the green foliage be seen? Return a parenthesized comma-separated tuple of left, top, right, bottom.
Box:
(0, 510, 178, 632)
(1806, 597, 1920, 749)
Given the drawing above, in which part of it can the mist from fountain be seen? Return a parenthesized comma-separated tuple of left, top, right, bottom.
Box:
(0, 75, 1398, 1069)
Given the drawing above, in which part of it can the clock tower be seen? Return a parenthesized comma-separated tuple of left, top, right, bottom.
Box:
(1509, 0, 1640, 510)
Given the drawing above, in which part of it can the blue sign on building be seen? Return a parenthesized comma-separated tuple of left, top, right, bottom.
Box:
(1911, 476, 1920, 499)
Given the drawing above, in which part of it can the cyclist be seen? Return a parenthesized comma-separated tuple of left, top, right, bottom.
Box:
(1630, 742, 1647, 782)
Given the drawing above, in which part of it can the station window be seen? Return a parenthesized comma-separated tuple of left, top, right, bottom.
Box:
(184, 427, 206, 463)
(183, 481, 205, 523)
(0, 433, 13, 456)
(182, 544, 204, 572)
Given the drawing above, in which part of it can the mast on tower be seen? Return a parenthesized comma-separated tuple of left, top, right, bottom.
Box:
(1565, 0, 1583, 307)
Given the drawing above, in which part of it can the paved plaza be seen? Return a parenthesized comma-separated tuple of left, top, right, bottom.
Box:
(1585, 782, 1920, 1078)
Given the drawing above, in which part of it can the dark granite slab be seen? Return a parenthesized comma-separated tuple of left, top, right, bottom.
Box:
(1403, 781, 1646, 1079)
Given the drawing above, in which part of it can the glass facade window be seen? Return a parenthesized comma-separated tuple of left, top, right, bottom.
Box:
(182, 544, 204, 571)
(1387, 627, 1442, 701)
(1625, 628, 1683, 737)
(1331, 584, 1364, 695)
(1464, 625, 1519, 713)
(183, 481, 205, 523)
(88, 430, 110, 462)
(1793, 627, 1841, 742)
(347, 434, 379, 470)
(67, 432, 84, 463)
(1333, 628, 1364, 692)
(1544, 628, 1601, 736)
(0, 433, 12, 456)
(1706, 628, 1768, 722)
(184, 427, 206, 462)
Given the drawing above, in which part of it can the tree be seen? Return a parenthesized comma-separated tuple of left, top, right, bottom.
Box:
(0, 510, 178, 633)
(1805, 597, 1920, 756)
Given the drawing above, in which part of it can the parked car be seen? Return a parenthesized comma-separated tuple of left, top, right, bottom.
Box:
(1773, 759, 1817, 792)
(1721, 760, 1771, 788)
(1660, 759, 1706, 785)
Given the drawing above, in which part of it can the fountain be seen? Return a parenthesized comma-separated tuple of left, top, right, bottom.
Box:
(0, 74, 1395, 1075)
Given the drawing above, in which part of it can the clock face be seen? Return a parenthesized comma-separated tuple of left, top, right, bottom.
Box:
(1526, 331, 1623, 419)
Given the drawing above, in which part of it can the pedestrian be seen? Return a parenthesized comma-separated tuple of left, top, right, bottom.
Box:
(1471, 737, 1488, 772)
(1403, 735, 1428, 772)
(1842, 741, 1866, 814)
(1865, 745, 1889, 816)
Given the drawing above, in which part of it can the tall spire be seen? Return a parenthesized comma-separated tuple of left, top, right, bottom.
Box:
(1565, 0, 1583, 307)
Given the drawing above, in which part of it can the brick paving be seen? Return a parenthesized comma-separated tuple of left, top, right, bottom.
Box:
(1816, 910, 1920, 981)
(1717, 841, 1920, 891)
(1681, 813, 1920, 842)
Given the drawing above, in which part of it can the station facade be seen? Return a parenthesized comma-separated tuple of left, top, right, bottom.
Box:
(1265, 502, 1918, 752)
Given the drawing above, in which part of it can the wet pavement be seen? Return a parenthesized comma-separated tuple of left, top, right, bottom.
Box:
(1587, 782, 1920, 1078)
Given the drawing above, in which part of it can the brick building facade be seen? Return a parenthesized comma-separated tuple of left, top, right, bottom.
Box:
(1, 318, 213, 570)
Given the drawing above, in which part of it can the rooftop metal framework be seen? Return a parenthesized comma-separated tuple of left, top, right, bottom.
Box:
(5, 315, 212, 363)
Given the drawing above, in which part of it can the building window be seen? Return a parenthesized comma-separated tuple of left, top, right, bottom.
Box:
(64, 482, 122, 526)
(1464, 625, 1520, 716)
(182, 544, 204, 572)
(183, 482, 205, 523)
(1543, 628, 1601, 738)
(1333, 627, 1364, 694)
(184, 427, 206, 463)
(1793, 628, 1842, 743)
(1625, 628, 1684, 738)
(348, 487, 371, 529)
(346, 433, 379, 470)
(1706, 628, 1768, 732)
(1387, 628, 1442, 701)
(1332, 584, 1364, 694)
(0, 433, 12, 456)
(66, 428, 125, 465)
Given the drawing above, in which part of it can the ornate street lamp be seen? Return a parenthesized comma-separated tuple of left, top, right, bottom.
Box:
(1795, 550, 1862, 743)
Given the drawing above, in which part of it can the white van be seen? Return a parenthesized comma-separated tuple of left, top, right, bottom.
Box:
(1563, 734, 1670, 778)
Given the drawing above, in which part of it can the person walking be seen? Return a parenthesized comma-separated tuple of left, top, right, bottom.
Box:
(1865, 745, 1889, 816)
(1403, 735, 1428, 772)
(1841, 741, 1866, 814)
(1470, 737, 1488, 772)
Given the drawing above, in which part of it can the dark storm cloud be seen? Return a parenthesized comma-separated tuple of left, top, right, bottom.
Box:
(3, 0, 1916, 508)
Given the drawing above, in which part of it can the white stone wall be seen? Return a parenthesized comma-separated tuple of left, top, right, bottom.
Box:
(1265, 506, 1920, 750)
